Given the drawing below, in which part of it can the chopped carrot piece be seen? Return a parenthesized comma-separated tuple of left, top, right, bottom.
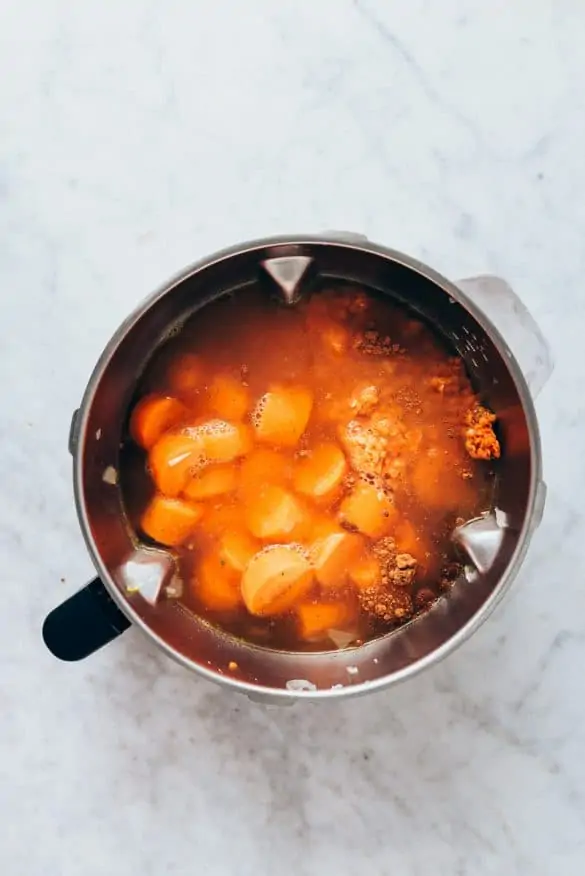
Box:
(183, 464, 237, 501)
(129, 395, 187, 449)
(245, 483, 306, 541)
(297, 602, 350, 639)
(252, 385, 313, 447)
(149, 432, 206, 497)
(339, 480, 397, 538)
(202, 504, 242, 538)
(207, 373, 249, 421)
(239, 449, 291, 494)
(349, 555, 380, 591)
(218, 529, 259, 574)
(166, 353, 205, 400)
(394, 519, 431, 570)
(241, 546, 313, 616)
(293, 442, 347, 503)
(311, 531, 364, 590)
(189, 419, 251, 464)
(140, 495, 203, 546)
(193, 553, 242, 612)
(394, 519, 420, 555)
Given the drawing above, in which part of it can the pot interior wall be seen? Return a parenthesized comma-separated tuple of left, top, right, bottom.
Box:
(77, 240, 534, 694)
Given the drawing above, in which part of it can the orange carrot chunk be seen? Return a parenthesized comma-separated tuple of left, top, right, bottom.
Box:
(239, 449, 291, 495)
(140, 495, 203, 546)
(339, 481, 397, 538)
(293, 442, 347, 503)
(183, 464, 237, 501)
(245, 484, 306, 541)
(130, 395, 187, 449)
(252, 385, 313, 447)
(149, 432, 205, 497)
(394, 519, 433, 571)
(207, 373, 249, 421)
(218, 529, 259, 574)
(193, 553, 243, 612)
(241, 546, 313, 616)
(189, 419, 252, 464)
(297, 602, 350, 639)
(394, 519, 419, 554)
(348, 555, 381, 591)
(202, 504, 243, 538)
(311, 531, 364, 590)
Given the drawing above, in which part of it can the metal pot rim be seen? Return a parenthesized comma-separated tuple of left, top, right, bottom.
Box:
(72, 234, 543, 700)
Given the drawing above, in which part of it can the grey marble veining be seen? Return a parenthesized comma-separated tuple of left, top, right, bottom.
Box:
(2, 1, 585, 873)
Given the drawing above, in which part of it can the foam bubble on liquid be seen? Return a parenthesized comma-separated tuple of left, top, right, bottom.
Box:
(251, 396, 267, 430)
(187, 456, 208, 477)
(197, 418, 231, 436)
(187, 419, 235, 445)
(257, 542, 309, 561)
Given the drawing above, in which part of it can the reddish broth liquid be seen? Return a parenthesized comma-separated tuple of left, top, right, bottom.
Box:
(121, 284, 496, 652)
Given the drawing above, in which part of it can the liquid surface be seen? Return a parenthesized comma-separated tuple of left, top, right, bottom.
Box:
(121, 284, 498, 652)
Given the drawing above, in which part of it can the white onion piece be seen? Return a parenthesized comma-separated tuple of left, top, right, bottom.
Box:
(286, 679, 317, 692)
(102, 465, 118, 485)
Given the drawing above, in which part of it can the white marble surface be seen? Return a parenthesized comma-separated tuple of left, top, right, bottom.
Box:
(2, 0, 585, 873)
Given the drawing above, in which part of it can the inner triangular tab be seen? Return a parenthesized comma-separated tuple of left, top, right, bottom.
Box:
(119, 549, 174, 605)
(262, 255, 313, 303)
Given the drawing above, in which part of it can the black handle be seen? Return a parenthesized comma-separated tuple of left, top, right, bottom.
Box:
(42, 577, 131, 661)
